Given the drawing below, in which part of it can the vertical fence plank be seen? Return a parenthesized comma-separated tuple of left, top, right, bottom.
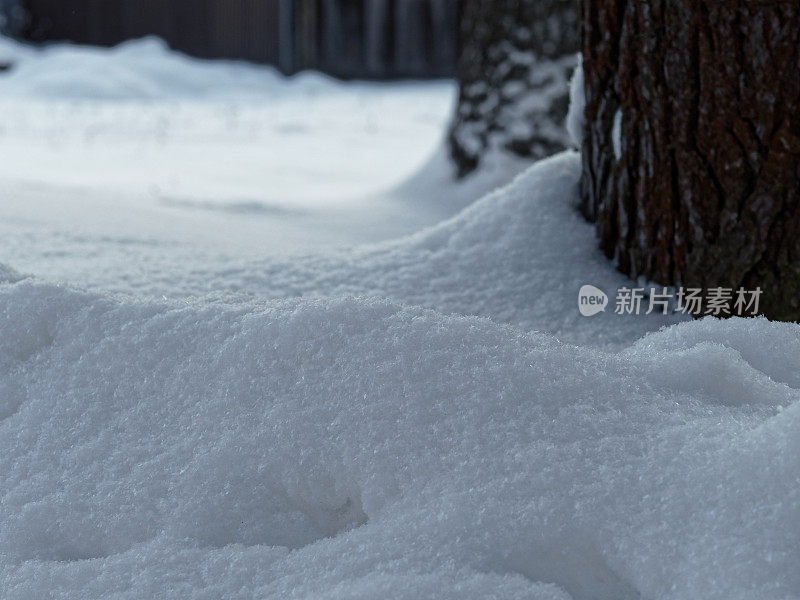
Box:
(171, 0, 211, 58)
(364, 0, 390, 76)
(427, 0, 457, 75)
(393, 0, 426, 76)
(210, 0, 243, 59)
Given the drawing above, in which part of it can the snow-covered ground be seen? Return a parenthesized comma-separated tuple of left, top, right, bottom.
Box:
(0, 36, 522, 276)
(1, 37, 798, 600)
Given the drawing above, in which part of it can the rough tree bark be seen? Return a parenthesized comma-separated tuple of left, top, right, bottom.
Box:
(581, 0, 800, 320)
(448, 0, 579, 177)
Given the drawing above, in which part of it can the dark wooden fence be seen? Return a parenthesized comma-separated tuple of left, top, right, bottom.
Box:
(21, 0, 459, 79)
(292, 0, 459, 78)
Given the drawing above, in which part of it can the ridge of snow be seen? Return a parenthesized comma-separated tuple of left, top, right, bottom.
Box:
(39, 151, 681, 349)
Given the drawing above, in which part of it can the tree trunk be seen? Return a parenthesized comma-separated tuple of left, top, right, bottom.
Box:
(448, 0, 579, 177)
(581, 0, 800, 320)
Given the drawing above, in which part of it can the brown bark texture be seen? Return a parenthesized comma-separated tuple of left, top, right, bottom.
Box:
(448, 0, 579, 177)
(581, 0, 800, 320)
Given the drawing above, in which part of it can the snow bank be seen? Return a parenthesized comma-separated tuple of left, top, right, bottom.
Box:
(68, 152, 681, 349)
(0, 36, 332, 100)
(2, 152, 685, 348)
(0, 275, 797, 599)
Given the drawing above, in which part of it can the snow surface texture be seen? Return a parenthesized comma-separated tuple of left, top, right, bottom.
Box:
(1, 276, 798, 600)
(2, 37, 798, 600)
(3, 150, 686, 349)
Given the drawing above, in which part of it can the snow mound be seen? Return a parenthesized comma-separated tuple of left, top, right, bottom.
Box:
(103, 152, 684, 349)
(0, 280, 797, 599)
(2, 152, 685, 348)
(0, 36, 331, 100)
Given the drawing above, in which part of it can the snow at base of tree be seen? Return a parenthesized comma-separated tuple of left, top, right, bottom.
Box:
(566, 56, 584, 149)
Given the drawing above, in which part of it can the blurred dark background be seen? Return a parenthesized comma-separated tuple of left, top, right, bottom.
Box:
(11, 0, 459, 78)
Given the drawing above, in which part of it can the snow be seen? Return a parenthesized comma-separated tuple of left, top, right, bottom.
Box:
(0, 35, 461, 256)
(565, 56, 584, 149)
(0, 36, 333, 100)
(612, 109, 623, 160)
(1, 148, 686, 348)
(1, 276, 797, 599)
(1, 37, 798, 600)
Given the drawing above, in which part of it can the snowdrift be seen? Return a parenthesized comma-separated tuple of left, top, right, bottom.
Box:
(0, 36, 332, 100)
(85, 152, 683, 349)
(0, 146, 797, 596)
(0, 277, 797, 600)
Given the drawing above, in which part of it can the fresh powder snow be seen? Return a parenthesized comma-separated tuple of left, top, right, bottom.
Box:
(0, 37, 798, 600)
(1, 275, 797, 600)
